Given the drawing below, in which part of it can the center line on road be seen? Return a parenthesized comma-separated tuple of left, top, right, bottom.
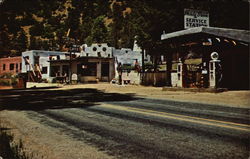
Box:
(99, 104, 250, 132)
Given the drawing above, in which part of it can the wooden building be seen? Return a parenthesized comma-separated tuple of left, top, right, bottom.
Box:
(161, 27, 249, 90)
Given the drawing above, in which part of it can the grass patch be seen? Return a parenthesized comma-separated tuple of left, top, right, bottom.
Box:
(0, 124, 30, 159)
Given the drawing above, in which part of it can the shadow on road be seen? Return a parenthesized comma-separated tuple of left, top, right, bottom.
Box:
(0, 88, 139, 111)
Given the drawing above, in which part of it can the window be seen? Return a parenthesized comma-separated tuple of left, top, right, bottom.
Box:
(20, 63, 22, 70)
(34, 56, 39, 65)
(50, 66, 60, 77)
(93, 47, 97, 51)
(41, 67, 48, 74)
(62, 65, 69, 76)
(3, 64, 6, 70)
(77, 63, 97, 76)
(16, 63, 18, 72)
(10, 64, 14, 70)
(97, 52, 101, 57)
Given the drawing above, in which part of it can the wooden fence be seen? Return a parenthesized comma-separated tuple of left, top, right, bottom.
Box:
(141, 72, 167, 86)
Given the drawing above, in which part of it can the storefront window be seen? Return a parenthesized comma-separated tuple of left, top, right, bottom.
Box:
(62, 65, 69, 76)
(50, 66, 60, 77)
(77, 63, 97, 76)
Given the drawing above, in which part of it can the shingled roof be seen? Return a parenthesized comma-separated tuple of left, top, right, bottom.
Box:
(161, 27, 250, 43)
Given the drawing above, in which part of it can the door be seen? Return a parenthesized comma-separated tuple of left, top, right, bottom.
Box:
(101, 62, 109, 81)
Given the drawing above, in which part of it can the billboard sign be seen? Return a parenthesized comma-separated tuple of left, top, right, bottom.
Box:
(184, 9, 209, 29)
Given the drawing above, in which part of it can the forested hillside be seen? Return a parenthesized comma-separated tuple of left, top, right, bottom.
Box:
(0, 0, 249, 57)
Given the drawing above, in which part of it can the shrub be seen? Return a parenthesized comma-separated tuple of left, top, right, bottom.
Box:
(11, 76, 18, 86)
(0, 79, 11, 86)
(0, 124, 30, 159)
(0, 73, 13, 78)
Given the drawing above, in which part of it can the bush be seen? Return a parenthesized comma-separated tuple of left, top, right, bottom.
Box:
(0, 73, 13, 78)
(0, 74, 19, 86)
(0, 79, 11, 86)
(0, 125, 30, 159)
(11, 76, 18, 86)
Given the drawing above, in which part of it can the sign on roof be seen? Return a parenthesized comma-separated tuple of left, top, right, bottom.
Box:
(184, 9, 209, 29)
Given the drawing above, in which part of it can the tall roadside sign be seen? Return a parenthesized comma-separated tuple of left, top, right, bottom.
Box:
(184, 9, 209, 29)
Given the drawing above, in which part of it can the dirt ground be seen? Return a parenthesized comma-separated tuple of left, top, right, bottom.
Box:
(0, 111, 113, 159)
(61, 83, 250, 108)
(0, 83, 249, 159)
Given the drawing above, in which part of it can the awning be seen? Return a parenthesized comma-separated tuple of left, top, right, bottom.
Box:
(49, 56, 113, 63)
(161, 27, 250, 43)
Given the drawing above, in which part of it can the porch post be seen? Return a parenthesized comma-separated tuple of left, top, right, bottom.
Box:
(140, 48, 145, 85)
(69, 46, 72, 84)
(177, 59, 183, 87)
(166, 52, 172, 87)
(97, 60, 102, 80)
(109, 59, 115, 81)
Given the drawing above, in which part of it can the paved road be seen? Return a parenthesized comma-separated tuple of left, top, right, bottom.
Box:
(0, 88, 249, 159)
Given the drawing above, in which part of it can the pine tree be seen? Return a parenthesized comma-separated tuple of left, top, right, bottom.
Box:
(13, 29, 28, 54)
(86, 15, 108, 45)
(0, 0, 249, 57)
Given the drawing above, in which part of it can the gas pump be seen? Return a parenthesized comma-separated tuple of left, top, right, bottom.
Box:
(209, 52, 222, 88)
(200, 62, 208, 88)
(177, 58, 183, 87)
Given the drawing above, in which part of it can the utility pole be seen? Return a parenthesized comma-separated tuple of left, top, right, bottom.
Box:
(141, 49, 145, 73)
(141, 48, 145, 85)
(69, 43, 72, 84)
(166, 52, 173, 87)
(65, 29, 73, 84)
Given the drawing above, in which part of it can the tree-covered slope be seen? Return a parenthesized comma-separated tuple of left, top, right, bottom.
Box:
(0, 0, 249, 57)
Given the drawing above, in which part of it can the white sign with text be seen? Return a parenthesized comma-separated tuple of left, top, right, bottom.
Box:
(184, 9, 209, 29)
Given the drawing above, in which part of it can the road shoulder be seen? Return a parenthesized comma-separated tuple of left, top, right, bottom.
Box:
(0, 110, 113, 159)
(61, 84, 250, 108)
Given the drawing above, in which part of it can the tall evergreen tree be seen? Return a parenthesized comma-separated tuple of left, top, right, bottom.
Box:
(0, 0, 249, 57)
(12, 29, 28, 54)
(85, 15, 108, 45)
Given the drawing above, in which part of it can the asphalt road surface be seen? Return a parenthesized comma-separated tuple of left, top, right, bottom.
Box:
(0, 88, 249, 159)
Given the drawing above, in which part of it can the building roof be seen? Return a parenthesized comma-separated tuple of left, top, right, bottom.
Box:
(22, 50, 69, 55)
(161, 27, 250, 43)
(49, 56, 113, 63)
(0, 56, 22, 60)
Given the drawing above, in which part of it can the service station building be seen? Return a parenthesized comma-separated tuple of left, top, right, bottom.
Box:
(161, 27, 249, 90)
